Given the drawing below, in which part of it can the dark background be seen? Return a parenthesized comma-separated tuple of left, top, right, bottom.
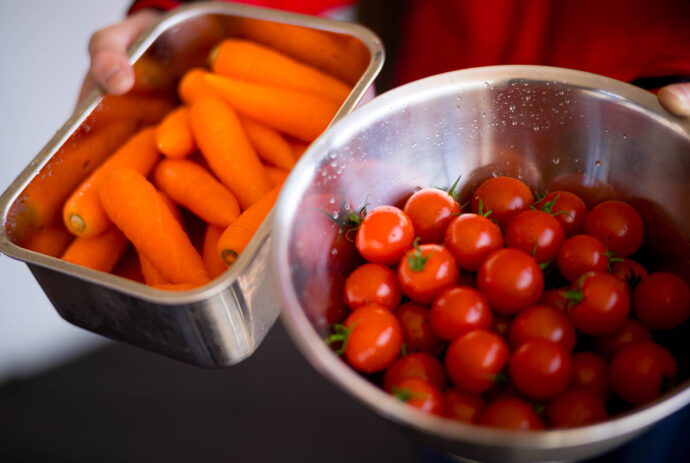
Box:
(1, 320, 689, 463)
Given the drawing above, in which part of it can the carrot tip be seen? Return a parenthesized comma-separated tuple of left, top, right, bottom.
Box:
(221, 249, 238, 266)
(68, 214, 86, 233)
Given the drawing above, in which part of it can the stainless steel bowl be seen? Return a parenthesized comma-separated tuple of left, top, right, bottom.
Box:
(271, 66, 690, 462)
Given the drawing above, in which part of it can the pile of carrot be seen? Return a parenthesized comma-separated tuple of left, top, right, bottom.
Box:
(24, 37, 354, 291)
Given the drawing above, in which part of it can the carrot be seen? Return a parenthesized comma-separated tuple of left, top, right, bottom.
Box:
(23, 224, 74, 257)
(202, 224, 229, 279)
(210, 39, 351, 104)
(217, 185, 282, 266)
(287, 138, 309, 160)
(61, 226, 129, 273)
(264, 165, 290, 188)
(240, 19, 370, 85)
(178, 68, 217, 105)
(152, 158, 240, 228)
(205, 74, 340, 143)
(155, 106, 196, 158)
(240, 116, 295, 170)
(62, 127, 160, 238)
(98, 168, 210, 285)
(188, 97, 270, 209)
(157, 190, 183, 225)
(111, 246, 145, 283)
(152, 282, 204, 291)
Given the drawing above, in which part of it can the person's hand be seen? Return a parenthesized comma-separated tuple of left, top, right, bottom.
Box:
(658, 83, 690, 117)
(76, 9, 161, 106)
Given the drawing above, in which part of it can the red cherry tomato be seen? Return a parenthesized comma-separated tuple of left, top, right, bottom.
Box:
(504, 210, 565, 263)
(611, 258, 648, 286)
(507, 305, 576, 353)
(343, 304, 403, 373)
(442, 388, 486, 423)
(389, 377, 443, 415)
(509, 339, 572, 400)
(403, 188, 461, 244)
(356, 205, 415, 265)
(594, 318, 653, 360)
(570, 352, 610, 401)
(301, 273, 349, 331)
(477, 248, 544, 315)
(566, 271, 630, 335)
(397, 243, 459, 304)
(393, 302, 444, 354)
(383, 352, 447, 392)
(471, 176, 535, 229)
(546, 389, 607, 428)
(477, 397, 545, 430)
(344, 262, 401, 310)
(557, 235, 608, 283)
(444, 329, 510, 393)
(609, 341, 677, 405)
(535, 190, 588, 237)
(539, 287, 569, 311)
(584, 200, 644, 258)
(444, 213, 503, 272)
(429, 286, 493, 341)
(633, 272, 690, 330)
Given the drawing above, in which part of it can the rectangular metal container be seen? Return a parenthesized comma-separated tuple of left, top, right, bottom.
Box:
(0, 2, 383, 368)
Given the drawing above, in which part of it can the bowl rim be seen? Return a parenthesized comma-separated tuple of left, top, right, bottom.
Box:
(271, 64, 690, 449)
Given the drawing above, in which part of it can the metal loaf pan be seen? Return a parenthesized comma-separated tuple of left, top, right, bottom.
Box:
(0, 2, 383, 368)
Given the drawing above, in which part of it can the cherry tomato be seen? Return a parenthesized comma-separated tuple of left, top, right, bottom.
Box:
(491, 312, 513, 337)
(393, 302, 444, 354)
(301, 273, 349, 331)
(403, 188, 461, 244)
(356, 205, 415, 265)
(444, 329, 510, 393)
(609, 341, 677, 405)
(566, 271, 630, 335)
(342, 304, 403, 373)
(383, 352, 447, 392)
(477, 248, 544, 315)
(539, 287, 569, 311)
(471, 176, 535, 229)
(546, 389, 607, 428)
(389, 377, 443, 415)
(477, 397, 545, 430)
(444, 213, 503, 272)
(611, 258, 648, 286)
(535, 190, 588, 237)
(509, 339, 572, 400)
(504, 210, 565, 263)
(584, 200, 644, 258)
(594, 318, 653, 360)
(557, 234, 608, 283)
(442, 388, 486, 423)
(633, 271, 690, 330)
(344, 262, 401, 310)
(429, 286, 493, 341)
(397, 242, 459, 304)
(507, 305, 576, 353)
(570, 352, 610, 401)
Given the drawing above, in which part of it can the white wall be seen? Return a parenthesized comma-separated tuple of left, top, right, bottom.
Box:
(0, 0, 133, 381)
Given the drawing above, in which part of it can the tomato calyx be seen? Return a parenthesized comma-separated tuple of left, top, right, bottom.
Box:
(562, 276, 586, 308)
(407, 237, 434, 271)
(325, 323, 353, 355)
(604, 239, 624, 272)
(392, 385, 417, 402)
(475, 197, 492, 218)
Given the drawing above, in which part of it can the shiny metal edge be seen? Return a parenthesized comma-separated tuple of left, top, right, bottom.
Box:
(271, 65, 690, 450)
(0, 1, 384, 306)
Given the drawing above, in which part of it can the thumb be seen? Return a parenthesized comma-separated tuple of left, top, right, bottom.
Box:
(88, 9, 160, 95)
(658, 82, 690, 117)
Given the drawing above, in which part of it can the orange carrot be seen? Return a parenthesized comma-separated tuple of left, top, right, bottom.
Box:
(178, 68, 217, 105)
(155, 106, 196, 158)
(99, 168, 210, 285)
(202, 225, 229, 279)
(204, 74, 340, 143)
(111, 246, 145, 283)
(23, 224, 74, 258)
(264, 165, 290, 188)
(152, 158, 240, 228)
(63, 127, 160, 238)
(157, 190, 184, 225)
(287, 138, 309, 160)
(240, 116, 295, 170)
(217, 185, 281, 266)
(188, 97, 270, 209)
(152, 282, 204, 291)
(138, 190, 183, 287)
(61, 226, 129, 273)
(210, 39, 351, 104)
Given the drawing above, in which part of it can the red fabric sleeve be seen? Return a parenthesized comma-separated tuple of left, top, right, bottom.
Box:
(128, 0, 182, 15)
(128, 0, 355, 16)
